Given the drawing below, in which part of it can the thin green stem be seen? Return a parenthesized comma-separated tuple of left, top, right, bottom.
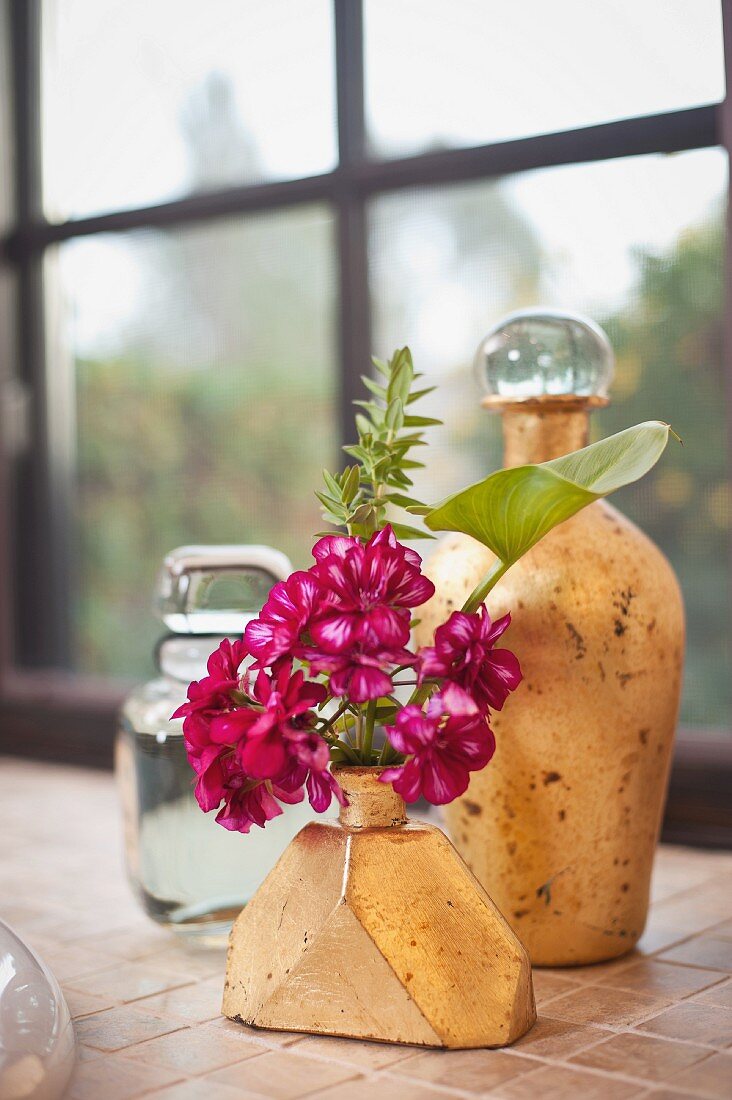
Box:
(316, 699, 350, 736)
(462, 559, 510, 614)
(333, 738, 361, 765)
(362, 699, 377, 765)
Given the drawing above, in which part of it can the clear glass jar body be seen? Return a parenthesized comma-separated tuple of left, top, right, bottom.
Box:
(117, 635, 324, 947)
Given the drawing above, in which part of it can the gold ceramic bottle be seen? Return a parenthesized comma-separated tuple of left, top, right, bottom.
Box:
(416, 310, 685, 967)
(224, 767, 535, 1048)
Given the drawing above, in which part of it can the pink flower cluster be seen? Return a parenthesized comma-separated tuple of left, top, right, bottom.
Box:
(246, 526, 434, 702)
(173, 642, 344, 832)
(174, 526, 522, 831)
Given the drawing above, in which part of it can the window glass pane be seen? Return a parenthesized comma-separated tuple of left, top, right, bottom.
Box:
(365, 0, 725, 157)
(369, 148, 729, 730)
(50, 207, 336, 677)
(42, 0, 336, 220)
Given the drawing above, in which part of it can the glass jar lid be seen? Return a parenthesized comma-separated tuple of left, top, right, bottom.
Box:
(155, 544, 292, 634)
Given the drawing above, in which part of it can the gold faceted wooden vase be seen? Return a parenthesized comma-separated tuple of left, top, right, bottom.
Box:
(416, 311, 685, 967)
(223, 766, 536, 1048)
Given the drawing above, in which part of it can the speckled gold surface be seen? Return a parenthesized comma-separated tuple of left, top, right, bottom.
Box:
(416, 407, 685, 967)
(223, 768, 536, 1048)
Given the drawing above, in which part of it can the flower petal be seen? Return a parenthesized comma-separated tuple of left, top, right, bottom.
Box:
(310, 613, 359, 653)
(348, 665, 393, 703)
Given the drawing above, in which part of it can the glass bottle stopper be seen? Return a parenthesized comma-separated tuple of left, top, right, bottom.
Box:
(475, 307, 614, 409)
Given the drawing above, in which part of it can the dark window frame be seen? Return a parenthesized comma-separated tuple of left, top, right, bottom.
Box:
(1, 0, 731, 845)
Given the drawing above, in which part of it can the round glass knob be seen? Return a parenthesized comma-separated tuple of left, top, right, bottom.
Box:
(475, 308, 614, 400)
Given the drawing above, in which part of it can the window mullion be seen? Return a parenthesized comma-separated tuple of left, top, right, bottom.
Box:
(10, 0, 73, 669)
(334, 0, 370, 448)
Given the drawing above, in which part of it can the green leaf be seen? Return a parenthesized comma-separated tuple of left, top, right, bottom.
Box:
(406, 385, 437, 404)
(355, 413, 373, 438)
(349, 502, 376, 525)
(385, 397, 404, 431)
(322, 469, 342, 499)
(342, 444, 370, 463)
(386, 469, 413, 489)
(340, 465, 360, 505)
(361, 374, 387, 398)
(405, 503, 431, 515)
(389, 521, 434, 540)
(371, 355, 390, 378)
(384, 492, 424, 509)
(314, 489, 343, 511)
(403, 414, 443, 427)
(425, 421, 674, 565)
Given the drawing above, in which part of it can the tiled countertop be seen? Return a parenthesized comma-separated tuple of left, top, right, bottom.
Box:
(1, 758, 731, 1100)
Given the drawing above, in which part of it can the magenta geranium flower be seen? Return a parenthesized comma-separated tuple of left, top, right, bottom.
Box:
(307, 643, 415, 703)
(213, 765, 306, 833)
(177, 657, 346, 831)
(244, 570, 324, 668)
(172, 637, 249, 773)
(418, 607, 522, 711)
(379, 684, 496, 804)
(212, 663, 328, 780)
(310, 526, 435, 654)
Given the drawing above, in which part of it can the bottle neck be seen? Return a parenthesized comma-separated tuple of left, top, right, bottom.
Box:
(501, 406, 590, 466)
(333, 767, 407, 828)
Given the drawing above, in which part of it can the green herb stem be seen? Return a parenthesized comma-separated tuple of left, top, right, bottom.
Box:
(462, 559, 509, 614)
(362, 699, 377, 765)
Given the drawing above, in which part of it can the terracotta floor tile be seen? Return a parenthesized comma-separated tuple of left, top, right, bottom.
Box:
(598, 959, 729, 999)
(67, 1050, 184, 1100)
(492, 1063, 645, 1098)
(570, 1032, 711, 1081)
(392, 1048, 537, 1093)
(511, 1013, 608, 1058)
(291, 1033, 414, 1069)
(650, 862, 723, 905)
(651, 899, 730, 935)
(64, 988, 118, 1019)
(568, 952, 643, 983)
(73, 925, 172, 961)
(635, 923, 696, 956)
(7, 760, 732, 1100)
(73, 1005, 188, 1052)
(546, 983, 670, 1027)
(653, 899, 732, 937)
(636, 1003, 732, 1048)
(660, 936, 732, 972)
(669, 1052, 732, 1099)
(709, 918, 732, 939)
(313, 1076, 461, 1100)
(121, 1022, 268, 1076)
(636, 1090, 715, 1099)
(65, 960, 190, 1003)
(693, 979, 732, 1009)
(146, 1080, 259, 1100)
(135, 977, 224, 1023)
(209, 1017, 304, 1047)
(76, 1044, 106, 1062)
(30, 941, 117, 982)
(530, 970, 581, 1007)
(208, 1049, 358, 1098)
(149, 943, 228, 980)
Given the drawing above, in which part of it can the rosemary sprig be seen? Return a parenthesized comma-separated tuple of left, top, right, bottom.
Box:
(315, 347, 442, 539)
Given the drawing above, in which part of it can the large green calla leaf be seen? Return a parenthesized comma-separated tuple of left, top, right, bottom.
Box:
(424, 421, 674, 566)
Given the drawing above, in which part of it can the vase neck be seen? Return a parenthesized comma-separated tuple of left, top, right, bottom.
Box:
(501, 406, 590, 466)
(333, 767, 407, 829)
